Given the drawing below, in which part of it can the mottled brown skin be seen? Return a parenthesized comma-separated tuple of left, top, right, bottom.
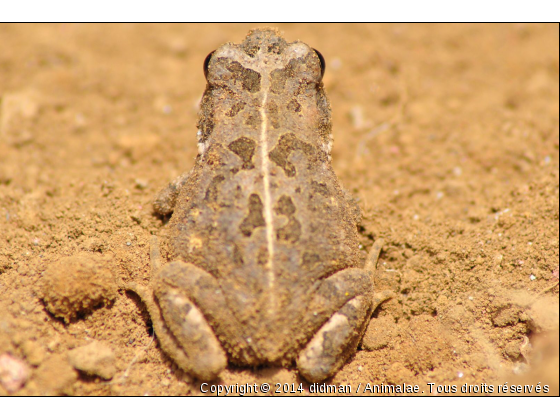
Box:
(139, 28, 382, 382)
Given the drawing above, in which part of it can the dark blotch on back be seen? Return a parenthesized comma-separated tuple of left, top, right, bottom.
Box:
(286, 99, 301, 113)
(216, 58, 261, 93)
(270, 53, 320, 94)
(266, 100, 280, 129)
(228, 137, 256, 169)
(275, 195, 296, 216)
(269, 133, 317, 177)
(226, 101, 246, 117)
(243, 43, 260, 57)
(267, 41, 285, 55)
(311, 181, 329, 197)
(275, 195, 301, 243)
(244, 112, 261, 129)
(205, 174, 226, 203)
(302, 251, 321, 270)
(232, 243, 244, 265)
(270, 64, 290, 94)
(257, 246, 268, 265)
(239, 194, 266, 237)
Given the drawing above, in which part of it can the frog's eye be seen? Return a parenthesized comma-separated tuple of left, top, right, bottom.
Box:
(313, 48, 326, 80)
(204, 50, 215, 80)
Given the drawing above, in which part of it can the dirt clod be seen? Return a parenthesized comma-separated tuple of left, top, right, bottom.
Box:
(68, 340, 116, 380)
(40, 253, 116, 323)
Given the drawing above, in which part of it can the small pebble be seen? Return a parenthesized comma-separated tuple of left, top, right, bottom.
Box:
(0, 354, 30, 393)
(68, 341, 116, 380)
(134, 178, 148, 190)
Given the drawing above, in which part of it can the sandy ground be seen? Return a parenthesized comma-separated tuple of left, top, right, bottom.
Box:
(0, 23, 558, 396)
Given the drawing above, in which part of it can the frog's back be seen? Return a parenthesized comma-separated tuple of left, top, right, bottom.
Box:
(168, 29, 360, 359)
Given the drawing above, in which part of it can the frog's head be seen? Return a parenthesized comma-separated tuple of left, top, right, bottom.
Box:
(203, 28, 325, 88)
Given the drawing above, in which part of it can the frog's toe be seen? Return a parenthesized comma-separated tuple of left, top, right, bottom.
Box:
(297, 295, 370, 382)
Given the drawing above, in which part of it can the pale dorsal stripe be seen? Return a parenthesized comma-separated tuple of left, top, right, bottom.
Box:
(259, 89, 276, 307)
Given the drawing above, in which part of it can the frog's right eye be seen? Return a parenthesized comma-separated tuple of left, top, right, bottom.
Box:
(204, 50, 215, 80)
(313, 48, 326, 80)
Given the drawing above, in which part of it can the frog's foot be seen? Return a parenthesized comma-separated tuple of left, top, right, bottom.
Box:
(297, 239, 385, 382)
(150, 261, 227, 381)
(297, 294, 371, 382)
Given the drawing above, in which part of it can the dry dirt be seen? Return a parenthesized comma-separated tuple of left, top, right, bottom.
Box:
(0, 23, 558, 396)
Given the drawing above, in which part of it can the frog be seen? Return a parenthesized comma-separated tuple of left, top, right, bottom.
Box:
(128, 28, 384, 383)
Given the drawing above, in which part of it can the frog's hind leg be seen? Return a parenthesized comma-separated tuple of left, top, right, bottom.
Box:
(124, 278, 223, 381)
(297, 294, 372, 382)
(297, 239, 385, 382)
(149, 260, 228, 381)
(125, 237, 227, 381)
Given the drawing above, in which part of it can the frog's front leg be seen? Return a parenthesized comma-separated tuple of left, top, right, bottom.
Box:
(153, 172, 190, 217)
(297, 240, 385, 382)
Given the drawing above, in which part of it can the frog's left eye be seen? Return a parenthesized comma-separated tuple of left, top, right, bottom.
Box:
(313, 48, 326, 80)
(204, 50, 215, 80)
